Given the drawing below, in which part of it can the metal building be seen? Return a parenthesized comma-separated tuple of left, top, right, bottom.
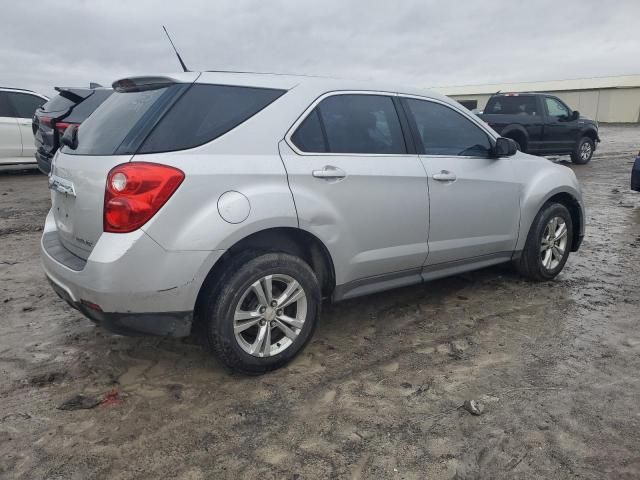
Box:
(433, 75, 640, 123)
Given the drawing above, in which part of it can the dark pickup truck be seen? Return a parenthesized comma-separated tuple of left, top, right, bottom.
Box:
(478, 93, 600, 164)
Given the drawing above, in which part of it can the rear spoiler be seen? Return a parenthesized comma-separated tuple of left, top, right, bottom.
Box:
(54, 87, 93, 103)
(112, 76, 179, 93)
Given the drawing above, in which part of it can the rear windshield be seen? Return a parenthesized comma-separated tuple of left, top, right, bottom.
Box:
(484, 96, 538, 116)
(40, 95, 76, 114)
(64, 83, 285, 156)
(65, 90, 113, 123)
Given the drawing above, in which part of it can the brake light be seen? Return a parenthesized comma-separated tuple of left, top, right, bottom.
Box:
(39, 116, 52, 127)
(104, 162, 184, 233)
(55, 121, 78, 133)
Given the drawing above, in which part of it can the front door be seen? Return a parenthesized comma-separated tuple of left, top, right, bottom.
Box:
(401, 97, 521, 266)
(542, 96, 579, 152)
(279, 93, 430, 290)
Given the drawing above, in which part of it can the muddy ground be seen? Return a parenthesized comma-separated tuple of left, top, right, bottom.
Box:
(1, 125, 639, 479)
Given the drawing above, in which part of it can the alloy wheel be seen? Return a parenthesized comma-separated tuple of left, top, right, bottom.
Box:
(580, 142, 592, 161)
(233, 274, 307, 357)
(540, 216, 568, 270)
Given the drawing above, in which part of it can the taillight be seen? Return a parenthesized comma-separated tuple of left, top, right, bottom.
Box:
(104, 162, 184, 233)
(55, 121, 78, 134)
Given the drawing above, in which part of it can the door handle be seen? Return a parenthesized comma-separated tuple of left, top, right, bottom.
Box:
(433, 170, 457, 182)
(312, 165, 346, 180)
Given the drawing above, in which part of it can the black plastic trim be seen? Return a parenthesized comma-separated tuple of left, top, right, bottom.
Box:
(47, 277, 193, 337)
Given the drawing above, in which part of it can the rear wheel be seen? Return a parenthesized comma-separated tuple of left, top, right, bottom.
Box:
(517, 203, 573, 281)
(571, 137, 594, 164)
(202, 252, 321, 374)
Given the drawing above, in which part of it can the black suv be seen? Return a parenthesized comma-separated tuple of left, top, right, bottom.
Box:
(478, 93, 600, 164)
(33, 86, 112, 174)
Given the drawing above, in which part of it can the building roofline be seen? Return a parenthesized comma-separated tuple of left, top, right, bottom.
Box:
(432, 74, 640, 96)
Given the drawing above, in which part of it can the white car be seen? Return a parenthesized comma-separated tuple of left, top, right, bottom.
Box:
(0, 88, 48, 166)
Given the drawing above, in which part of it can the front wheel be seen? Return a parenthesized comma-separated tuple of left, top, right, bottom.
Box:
(571, 137, 595, 164)
(202, 252, 321, 375)
(517, 202, 573, 281)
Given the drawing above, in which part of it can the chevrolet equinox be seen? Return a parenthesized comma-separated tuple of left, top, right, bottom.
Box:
(42, 72, 585, 374)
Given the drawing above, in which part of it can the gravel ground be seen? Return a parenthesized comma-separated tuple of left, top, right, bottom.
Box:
(1, 125, 639, 480)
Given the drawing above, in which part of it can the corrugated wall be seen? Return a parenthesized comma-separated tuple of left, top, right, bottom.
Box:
(450, 88, 640, 123)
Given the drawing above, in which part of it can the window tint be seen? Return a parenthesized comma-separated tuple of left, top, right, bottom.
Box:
(8, 93, 46, 118)
(484, 95, 538, 115)
(68, 84, 180, 155)
(545, 97, 570, 118)
(40, 94, 76, 114)
(317, 94, 405, 154)
(139, 84, 285, 154)
(65, 90, 113, 123)
(0, 92, 13, 117)
(67, 83, 285, 156)
(404, 98, 492, 157)
(291, 109, 327, 152)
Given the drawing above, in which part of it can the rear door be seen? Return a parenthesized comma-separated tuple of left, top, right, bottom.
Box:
(6, 92, 47, 158)
(280, 92, 430, 288)
(0, 92, 22, 162)
(401, 96, 521, 266)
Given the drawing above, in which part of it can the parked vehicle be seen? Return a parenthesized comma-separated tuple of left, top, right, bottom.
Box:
(33, 86, 112, 174)
(0, 88, 48, 166)
(632, 151, 640, 192)
(478, 93, 600, 164)
(42, 72, 585, 374)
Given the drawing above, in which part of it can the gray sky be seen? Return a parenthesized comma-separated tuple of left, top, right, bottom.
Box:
(2, 0, 639, 97)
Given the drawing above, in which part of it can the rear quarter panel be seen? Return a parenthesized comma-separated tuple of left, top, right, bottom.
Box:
(137, 82, 322, 253)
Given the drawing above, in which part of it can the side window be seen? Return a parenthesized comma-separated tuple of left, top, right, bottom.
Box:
(138, 84, 285, 154)
(404, 98, 492, 157)
(484, 96, 538, 115)
(545, 97, 570, 118)
(291, 109, 327, 153)
(313, 94, 405, 154)
(7, 93, 46, 118)
(0, 92, 14, 117)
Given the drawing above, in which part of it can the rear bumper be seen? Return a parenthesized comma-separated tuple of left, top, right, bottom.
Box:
(40, 209, 224, 337)
(47, 277, 192, 336)
(35, 150, 53, 175)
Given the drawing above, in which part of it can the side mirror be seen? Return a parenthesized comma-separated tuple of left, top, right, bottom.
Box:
(571, 110, 580, 121)
(493, 137, 517, 157)
(61, 125, 78, 150)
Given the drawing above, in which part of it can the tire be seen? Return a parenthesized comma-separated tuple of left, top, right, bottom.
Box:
(571, 137, 594, 164)
(516, 202, 573, 281)
(202, 251, 321, 375)
(512, 140, 522, 152)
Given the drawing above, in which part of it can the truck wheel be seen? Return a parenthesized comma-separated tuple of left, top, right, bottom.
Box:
(571, 137, 594, 164)
(201, 251, 321, 375)
(516, 202, 573, 281)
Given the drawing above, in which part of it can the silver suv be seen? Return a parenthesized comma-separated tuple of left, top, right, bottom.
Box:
(42, 72, 585, 374)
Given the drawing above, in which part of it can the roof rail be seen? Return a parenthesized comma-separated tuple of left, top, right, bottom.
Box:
(0, 87, 39, 94)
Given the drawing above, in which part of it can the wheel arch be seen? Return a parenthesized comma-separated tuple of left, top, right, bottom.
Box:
(580, 128, 599, 143)
(519, 187, 584, 254)
(501, 125, 529, 151)
(193, 227, 336, 333)
(544, 192, 583, 252)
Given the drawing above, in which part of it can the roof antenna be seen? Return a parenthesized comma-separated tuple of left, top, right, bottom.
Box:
(162, 25, 189, 72)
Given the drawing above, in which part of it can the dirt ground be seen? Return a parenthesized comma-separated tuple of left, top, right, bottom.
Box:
(1, 125, 639, 480)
